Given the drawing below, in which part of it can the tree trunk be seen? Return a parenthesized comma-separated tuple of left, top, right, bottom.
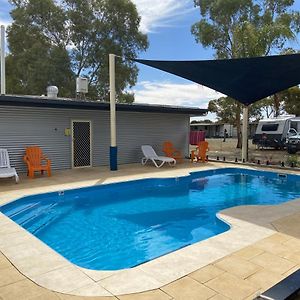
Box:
(274, 93, 280, 117)
(236, 103, 242, 148)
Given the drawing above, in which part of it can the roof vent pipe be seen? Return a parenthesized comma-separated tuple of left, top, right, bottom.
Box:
(47, 86, 59, 98)
(0, 25, 5, 95)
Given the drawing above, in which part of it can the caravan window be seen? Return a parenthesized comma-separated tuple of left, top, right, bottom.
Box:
(261, 124, 279, 131)
(290, 121, 300, 132)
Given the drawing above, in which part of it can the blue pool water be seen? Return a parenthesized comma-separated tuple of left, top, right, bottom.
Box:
(1, 168, 299, 270)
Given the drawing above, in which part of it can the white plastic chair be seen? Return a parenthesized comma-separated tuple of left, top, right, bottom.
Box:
(141, 145, 176, 168)
(0, 149, 19, 183)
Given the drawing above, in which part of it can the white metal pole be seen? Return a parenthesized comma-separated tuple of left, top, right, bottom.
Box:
(0, 25, 5, 95)
(109, 54, 116, 146)
(242, 105, 249, 162)
(109, 54, 117, 170)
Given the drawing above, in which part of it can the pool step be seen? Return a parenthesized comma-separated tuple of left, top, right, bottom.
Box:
(18, 203, 57, 226)
(6, 202, 40, 219)
(5, 202, 57, 231)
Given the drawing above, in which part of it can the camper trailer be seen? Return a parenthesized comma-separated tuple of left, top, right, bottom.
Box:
(252, 116, 300, 149)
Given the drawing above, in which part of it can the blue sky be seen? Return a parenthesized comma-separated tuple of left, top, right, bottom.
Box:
(1, 0, 300, 119)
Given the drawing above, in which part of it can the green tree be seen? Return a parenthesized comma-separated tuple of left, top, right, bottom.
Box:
(252, 86, 300, 118)
(7, 0, 148, 101)
(251, 97, 283, 118)
(208, 97, 262, 138)
(281, 86, 300, 116)
(192, 0, 300, 147)
(6, 0, 74, 96)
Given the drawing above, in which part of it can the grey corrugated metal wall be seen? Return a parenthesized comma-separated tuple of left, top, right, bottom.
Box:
(0, 105, 189, 173)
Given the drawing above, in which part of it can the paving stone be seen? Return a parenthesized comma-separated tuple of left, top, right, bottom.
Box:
(0, 255, 12, 270)
(209, 294, 230, 300)
(31, 265, 94, 294)
(246, 269, 284, 291)
(283, 251, 300, 264)
(282, 265, 300, 277)
(253, 238, 291, 256)
(118, 289, 172, 300)
(250, 252, 297, 275)
(272, 214, 300, 240)
(205, 272, 259, 300)
(260, 233, 292, 244)
(231, 246, 264, 260)
(56, 293, 116, 300)
(283, 238, 300, 252)
(214, 256, 261, 279)
(162, 276, 216, 300)
(189, 265, 224, 283)
(0, 266, 25, 287)
(28, 290, 60, 300)
(0, 279, 46, 300)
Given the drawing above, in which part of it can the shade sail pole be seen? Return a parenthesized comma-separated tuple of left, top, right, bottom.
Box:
(242, 105, 249, 162)
(109, 53, 117, 171)
(0, 25, 5, 95)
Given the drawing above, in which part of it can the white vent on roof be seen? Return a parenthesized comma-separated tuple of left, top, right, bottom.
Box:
(47, 86, 58, 98)
(76, 77, 88, 94)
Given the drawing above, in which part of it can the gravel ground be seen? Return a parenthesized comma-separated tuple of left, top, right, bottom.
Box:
(190, 138, 300, 166)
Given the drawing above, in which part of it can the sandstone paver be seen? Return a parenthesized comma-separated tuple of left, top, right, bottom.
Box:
(246, 269, 284, 291)
(208, 294, 230, 300)
(205, 273, 259, 300)
(0, 279, 46, 300)
(0, 254, 12, 270)
(189, 265, 224, 284)
(118, 290, 172, 300)
(56, 293, 116, 300)
(0, 266, 25, 287)
(250, 252, 297, 274)
(231, 246, 264, 260)
(214, 256, 261, 279)
(162, 277, 216, 300)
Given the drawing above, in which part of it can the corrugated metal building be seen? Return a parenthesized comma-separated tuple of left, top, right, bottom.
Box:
(0, 95, 206, 173)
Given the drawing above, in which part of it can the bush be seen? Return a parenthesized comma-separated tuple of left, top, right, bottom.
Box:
(286, 155, 299, 167)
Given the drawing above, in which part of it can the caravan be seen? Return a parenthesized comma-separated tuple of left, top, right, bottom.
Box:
(252, 116, 300, 149)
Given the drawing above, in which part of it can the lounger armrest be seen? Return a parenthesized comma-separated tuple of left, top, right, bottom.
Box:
(41, 155, 51, 165)
(41, 155, 49, 161)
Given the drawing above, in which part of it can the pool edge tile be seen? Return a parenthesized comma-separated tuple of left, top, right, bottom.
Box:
(0, 164, 299, 296)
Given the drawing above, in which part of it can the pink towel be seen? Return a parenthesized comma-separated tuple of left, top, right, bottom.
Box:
(190, 131, 205, 145)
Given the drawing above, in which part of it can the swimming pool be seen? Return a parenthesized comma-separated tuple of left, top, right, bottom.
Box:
(1, 168, 299, 270)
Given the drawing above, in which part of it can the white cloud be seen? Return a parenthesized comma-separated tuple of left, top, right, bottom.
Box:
(1, 1, 194, 34)
(0, 19, 11, 28)
(132, 0, 195, 33)
(133, 81, 224, 108)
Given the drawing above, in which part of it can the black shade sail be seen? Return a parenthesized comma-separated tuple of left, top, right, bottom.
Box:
(133, 54, 300, 105)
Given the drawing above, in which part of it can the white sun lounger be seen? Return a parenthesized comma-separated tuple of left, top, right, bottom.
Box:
(0, 149, 19, 183)
(141, 145, 176, 168)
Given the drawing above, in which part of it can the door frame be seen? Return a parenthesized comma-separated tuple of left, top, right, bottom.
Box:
(71, 119, 92, 168)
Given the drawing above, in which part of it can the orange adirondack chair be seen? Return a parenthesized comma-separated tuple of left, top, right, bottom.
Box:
(162, 141, 183, 163)
(24, 146, 51, 178)
(191, 141, 209, 163)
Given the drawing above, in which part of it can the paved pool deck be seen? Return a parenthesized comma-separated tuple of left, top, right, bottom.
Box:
(0, 162, 299, 300)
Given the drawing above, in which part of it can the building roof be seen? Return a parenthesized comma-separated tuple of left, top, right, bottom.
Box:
(0, 95, 207, 116)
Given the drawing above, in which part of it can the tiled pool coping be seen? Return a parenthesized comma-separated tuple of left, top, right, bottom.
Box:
(0, 163, 299, 296)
